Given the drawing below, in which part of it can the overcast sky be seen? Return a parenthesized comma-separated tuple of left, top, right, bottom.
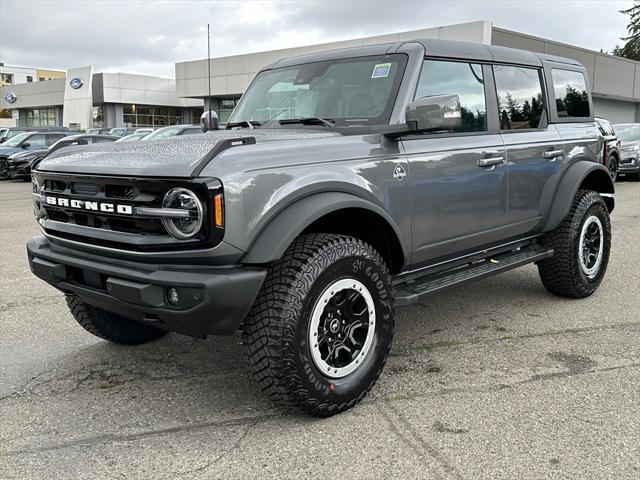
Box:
(0, 0, 634, 78)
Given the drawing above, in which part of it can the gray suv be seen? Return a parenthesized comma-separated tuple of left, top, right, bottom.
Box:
(27, 39, 614, 416)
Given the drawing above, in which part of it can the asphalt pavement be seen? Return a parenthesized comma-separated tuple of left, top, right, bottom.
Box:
(1, 179, 639, 479)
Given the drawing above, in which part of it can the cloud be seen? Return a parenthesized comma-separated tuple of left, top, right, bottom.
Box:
(0, 0, 633, 78)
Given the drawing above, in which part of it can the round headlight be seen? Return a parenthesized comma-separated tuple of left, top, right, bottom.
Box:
(161, 188, 203, 240)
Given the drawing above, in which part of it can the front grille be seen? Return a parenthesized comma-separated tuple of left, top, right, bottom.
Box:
(33, 172, 222, 252)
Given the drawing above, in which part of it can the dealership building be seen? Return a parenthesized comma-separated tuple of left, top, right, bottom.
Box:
(3, 20, 640, 128)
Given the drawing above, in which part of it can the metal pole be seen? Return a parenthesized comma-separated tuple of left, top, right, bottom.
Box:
(207, 23, 212, 129)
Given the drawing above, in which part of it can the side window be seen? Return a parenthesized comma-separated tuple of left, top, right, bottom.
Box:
(494, 65, 545, 130)
(27, 134, 47, 147)
(552, 69, 589, 118)
(415, 60, 487, 132)
(45, 134, 64, 146)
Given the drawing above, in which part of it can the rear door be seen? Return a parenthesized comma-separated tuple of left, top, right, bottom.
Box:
(404, 59, 508, 265)
(494, 64, 564, 235)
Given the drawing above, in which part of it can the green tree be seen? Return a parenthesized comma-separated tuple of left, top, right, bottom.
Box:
(0, 108, 12, 119)
(615, 1, 640, 60)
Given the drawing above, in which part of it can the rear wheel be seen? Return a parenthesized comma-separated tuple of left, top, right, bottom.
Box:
(607, 155, 618, 182)
(66, 295, 167, 345)
(243, 234, 394, 417)
(537, 190, 611, 298)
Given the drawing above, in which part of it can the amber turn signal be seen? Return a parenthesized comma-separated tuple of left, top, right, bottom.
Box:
(214, 194, 224, 227)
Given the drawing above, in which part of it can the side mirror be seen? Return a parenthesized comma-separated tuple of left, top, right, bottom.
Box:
(406, 94, 461, 133)
(201, 110, 219, 132)
(21, 142, 31, 148)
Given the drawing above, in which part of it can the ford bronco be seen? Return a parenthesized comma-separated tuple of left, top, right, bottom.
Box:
(27, 39, 614, 416)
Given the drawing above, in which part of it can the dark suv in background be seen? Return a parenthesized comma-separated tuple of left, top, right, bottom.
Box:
(595, 117, 620, 181)
(4, 134, 118, 180)
(0, 131, 73, 179)
(613, 123, 640, 180)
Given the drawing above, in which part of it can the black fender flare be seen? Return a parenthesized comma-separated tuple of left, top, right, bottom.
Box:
(241, 191, 407, 264)
(543, 162, 614, 232)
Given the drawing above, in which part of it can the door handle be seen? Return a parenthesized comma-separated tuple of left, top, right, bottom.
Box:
(543, 149, 564, 160)
(477, 156, 504, 168)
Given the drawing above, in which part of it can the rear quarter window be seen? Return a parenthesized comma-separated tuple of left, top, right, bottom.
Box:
(552, 69, 590, 118)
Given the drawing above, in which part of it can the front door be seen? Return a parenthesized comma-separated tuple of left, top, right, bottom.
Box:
(404, 59, 508, 266)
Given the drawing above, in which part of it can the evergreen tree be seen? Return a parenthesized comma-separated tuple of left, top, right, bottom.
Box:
(616, 1, 640, 60)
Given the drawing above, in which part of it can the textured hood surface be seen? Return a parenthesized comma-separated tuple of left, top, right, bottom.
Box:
(36, 129, 339, 177)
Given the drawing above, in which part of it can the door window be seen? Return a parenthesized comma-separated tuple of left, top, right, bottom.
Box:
(493, 65, 545, 130)
(26, 134, 47, 147)
(415, 60, 487, 132)
(551, 69, 589, 118)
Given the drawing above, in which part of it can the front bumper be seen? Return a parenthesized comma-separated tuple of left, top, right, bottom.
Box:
(618, 157, 640, 174)
(27, 235, 267, 337)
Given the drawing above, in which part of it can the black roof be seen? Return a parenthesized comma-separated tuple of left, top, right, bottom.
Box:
(270, 38, 583, 70)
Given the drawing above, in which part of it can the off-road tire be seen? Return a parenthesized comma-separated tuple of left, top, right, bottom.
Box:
(537, 190, 611, 298)
(66, 295, 167, 344)
(242, 234, 394, 417)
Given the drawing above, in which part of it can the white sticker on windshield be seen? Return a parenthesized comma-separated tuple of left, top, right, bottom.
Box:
(371, 63, 391, 79)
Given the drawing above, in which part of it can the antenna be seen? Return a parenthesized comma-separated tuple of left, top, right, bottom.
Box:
(207, 23, 212, 130)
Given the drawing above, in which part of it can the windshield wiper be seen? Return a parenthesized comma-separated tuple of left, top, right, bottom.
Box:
(278, 117, 335, 127)
(225, 120, 261, 129)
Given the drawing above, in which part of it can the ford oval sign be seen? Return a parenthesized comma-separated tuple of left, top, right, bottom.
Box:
(4, 92, 17, 104)
(69, 77, 83, 89)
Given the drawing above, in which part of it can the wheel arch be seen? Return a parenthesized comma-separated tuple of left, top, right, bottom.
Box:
(543, 162, 614, 232)
(241, 192, 407, 273)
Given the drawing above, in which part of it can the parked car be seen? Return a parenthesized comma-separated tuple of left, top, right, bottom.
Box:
(134, 127, 154, 134)
(115, 132, 149, 143)
(86, 128, 112, 135)
(108, 127, 137, 137)
(0, 131, 73, 178)
(612, 123, 640, 180)
(4, 134, 117, 180)
(0, 126, 69, 143)
(28, 39, 614, 417)
(140, 124, 201, 141)
(595, 117, 621, 181)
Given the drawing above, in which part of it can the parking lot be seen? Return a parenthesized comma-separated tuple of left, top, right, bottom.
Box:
(0, 179, 638, 479)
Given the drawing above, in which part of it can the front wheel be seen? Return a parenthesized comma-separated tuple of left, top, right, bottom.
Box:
(242, 234, 394, 417)
(537, 190, 611, 298)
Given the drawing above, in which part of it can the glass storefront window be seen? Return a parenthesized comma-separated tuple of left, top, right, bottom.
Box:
(92, 106, 104, 127)
(121, 104, 186, 127)
(218, 97, 240, 125)
(24, 107, 57, 127)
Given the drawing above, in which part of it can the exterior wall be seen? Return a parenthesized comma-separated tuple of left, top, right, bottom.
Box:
(36, 69, 65, 82)
(62, 66, 93, 130)
(0, 78, 66, 110)
(176, 20, 492, 98)
(99, 73, 201, 107)
(593, 97, 637, 123)
(0, 65, 37, 86)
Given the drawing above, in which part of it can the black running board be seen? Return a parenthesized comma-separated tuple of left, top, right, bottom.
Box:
(393, 247, 553, 306)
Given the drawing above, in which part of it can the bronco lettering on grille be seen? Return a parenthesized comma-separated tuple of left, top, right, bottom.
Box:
(45, 196, 133, 215)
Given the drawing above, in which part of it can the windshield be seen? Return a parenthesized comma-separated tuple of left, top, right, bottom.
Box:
(2, 132, 31, 147)
(142, 126, 184, 141)
(615, 125, 640, 141)
(230, 54, 407, 127)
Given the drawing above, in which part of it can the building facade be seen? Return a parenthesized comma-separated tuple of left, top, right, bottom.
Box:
(175, 20, 640, 124)
(0, 69, 203, 130)
(0, 63, 64, 86)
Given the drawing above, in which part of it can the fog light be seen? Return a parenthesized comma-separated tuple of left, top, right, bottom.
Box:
(166, 287, 179, 306)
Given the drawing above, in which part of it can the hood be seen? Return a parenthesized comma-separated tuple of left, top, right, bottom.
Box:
(8, 148, 49, 161)
(0, 146, 23, 158)
(36, 129, 340, 177)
